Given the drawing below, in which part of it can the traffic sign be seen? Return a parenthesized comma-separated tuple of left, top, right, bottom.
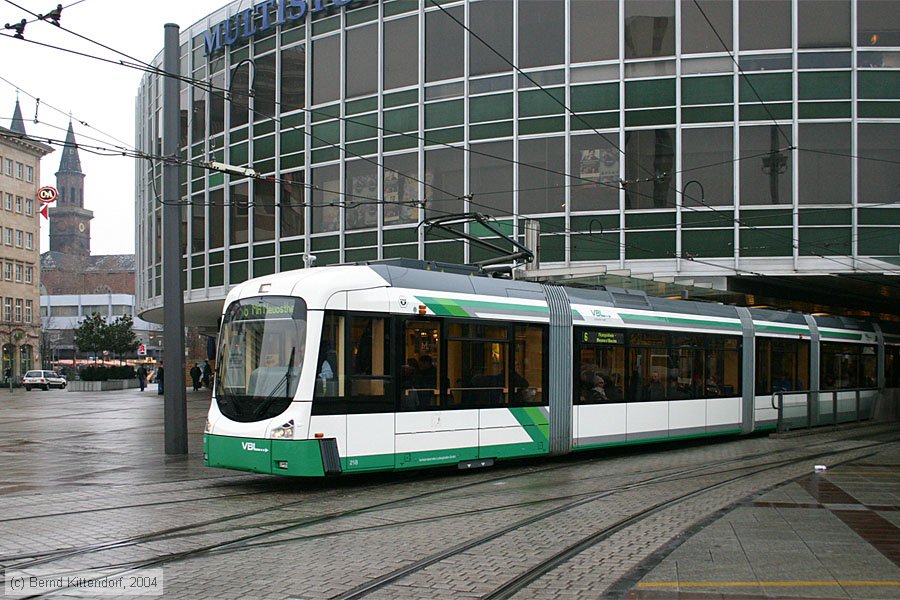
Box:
(137, 344, 147, 356)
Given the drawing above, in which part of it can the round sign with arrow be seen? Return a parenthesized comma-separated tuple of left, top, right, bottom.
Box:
(38, 186, 58, 203)
(37, 185, 58, 220)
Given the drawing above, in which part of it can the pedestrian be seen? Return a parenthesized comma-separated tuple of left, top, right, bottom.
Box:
(156, 363, 165, 395)
(202, 362, 212, 389)
(190, 363, 202, 391)
(136, 363, 148, 392)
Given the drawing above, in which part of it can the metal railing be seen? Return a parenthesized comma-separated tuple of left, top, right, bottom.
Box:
(771, 388, 869, 434)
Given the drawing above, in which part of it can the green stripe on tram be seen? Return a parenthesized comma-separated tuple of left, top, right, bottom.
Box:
(417, 297, 471, 317)
(620, 313, 742, 330)
(417, 296, 550, 317)
(819, 330, 864, 341)
(755, 324, 810, 335)
(509, 407, 550, 445)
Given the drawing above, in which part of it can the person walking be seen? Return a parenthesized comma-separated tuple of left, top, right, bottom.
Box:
(136, 364, 148, 392)
(190, 364, 202, 391)
(156, 363, 165, 395)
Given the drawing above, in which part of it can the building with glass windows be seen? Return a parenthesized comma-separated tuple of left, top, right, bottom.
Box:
(135, 0, 900, 331)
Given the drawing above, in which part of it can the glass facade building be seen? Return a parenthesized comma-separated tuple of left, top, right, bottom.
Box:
(135, 0, 900, 327)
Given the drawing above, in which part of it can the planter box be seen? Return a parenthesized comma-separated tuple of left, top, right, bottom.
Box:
(68, 379, 141, 392)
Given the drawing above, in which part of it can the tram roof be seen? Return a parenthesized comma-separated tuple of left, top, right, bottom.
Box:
(362, 260, 883, 335)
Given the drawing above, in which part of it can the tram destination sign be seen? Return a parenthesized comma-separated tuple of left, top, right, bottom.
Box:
(582, 331, 624, 345)
(205, 0, 359, 56)
(230, 297, 302, 320)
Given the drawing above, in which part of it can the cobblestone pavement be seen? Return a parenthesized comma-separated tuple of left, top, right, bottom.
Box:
(0, 387, 897, 599)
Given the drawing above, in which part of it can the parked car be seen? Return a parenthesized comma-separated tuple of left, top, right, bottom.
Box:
(22, 370, 68, 391)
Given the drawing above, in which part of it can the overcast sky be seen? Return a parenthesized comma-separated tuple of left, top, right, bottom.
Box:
(1, 0, 231, 255)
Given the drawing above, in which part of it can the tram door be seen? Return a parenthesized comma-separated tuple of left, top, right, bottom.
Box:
(395, 319, 479, 468)
(320, 312, 395, 472)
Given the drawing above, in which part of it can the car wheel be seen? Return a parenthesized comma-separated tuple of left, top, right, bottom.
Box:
(61, 383, 67, 389)
(24, 385, 31, 391)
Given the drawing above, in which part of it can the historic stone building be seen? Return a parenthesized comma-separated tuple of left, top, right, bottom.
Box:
(0, 100, 52, 380)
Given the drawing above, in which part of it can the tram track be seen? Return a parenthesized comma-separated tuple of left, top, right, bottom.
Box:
(4, 429, 893, 598)
(0, 457, 572, 572)
(0, 435, 774, 569)
(331, 438, 896, 600)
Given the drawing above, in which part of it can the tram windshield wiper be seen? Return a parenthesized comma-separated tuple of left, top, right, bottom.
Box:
(251, 347, 296, 418)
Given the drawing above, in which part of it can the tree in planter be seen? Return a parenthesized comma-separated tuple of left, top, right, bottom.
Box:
(108, 314, 141, 364)
(73, 312, 107, 363)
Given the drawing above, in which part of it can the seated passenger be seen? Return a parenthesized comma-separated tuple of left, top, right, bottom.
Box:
(603, 376, 622, 402)
(588, 375, 608, 402)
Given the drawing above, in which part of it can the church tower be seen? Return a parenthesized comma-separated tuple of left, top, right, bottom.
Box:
(49, 121, 93, 256)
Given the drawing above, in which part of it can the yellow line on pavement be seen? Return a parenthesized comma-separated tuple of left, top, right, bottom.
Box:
(828, 471, 900, 476)
(637, 581, 900, 588)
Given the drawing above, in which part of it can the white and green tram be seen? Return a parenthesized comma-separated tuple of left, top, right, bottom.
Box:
(204, 261, 897, 477)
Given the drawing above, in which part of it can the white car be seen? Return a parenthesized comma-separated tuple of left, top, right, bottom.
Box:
(22, 370, 67, 391)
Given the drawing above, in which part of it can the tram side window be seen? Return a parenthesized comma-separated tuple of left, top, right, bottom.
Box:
(821, 343, 876, 390)
(313, 313, 392, 414)
(400, 319, 442, 410)
(628, 332, 669, 401)
(756, 338, 809, 394)
(613, 330, 742, 403)
(707, 336, 741, 398)
(669, 335, 705, 399)
(575, 328, 625, 404)
(313, 313, 345, 411)
(446, 322, 509, 408)
(348, 316, 392, 411)
(514, 324, 546, 406)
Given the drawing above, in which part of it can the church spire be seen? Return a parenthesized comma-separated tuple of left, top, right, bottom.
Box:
(51, 119, 91, 256)
(58, 120, 82, 174)
(10, 98, 26, 135)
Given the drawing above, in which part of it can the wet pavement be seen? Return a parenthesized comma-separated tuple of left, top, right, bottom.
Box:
(624, 446, 900, 599)
(0, 385, 216, 494)
(0, 386, 897, 599)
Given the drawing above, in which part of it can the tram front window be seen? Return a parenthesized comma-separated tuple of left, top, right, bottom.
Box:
(216, 297, 307, 422)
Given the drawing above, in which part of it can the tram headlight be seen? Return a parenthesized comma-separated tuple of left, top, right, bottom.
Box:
(270, 419, 295, 440)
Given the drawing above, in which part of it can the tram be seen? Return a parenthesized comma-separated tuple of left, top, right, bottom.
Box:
(204, 260, 900, 477)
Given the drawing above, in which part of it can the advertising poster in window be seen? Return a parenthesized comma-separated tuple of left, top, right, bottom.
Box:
(580, 149, 619, 185)
(348, 173, 378, 228)
(384, 170, 400, 223)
